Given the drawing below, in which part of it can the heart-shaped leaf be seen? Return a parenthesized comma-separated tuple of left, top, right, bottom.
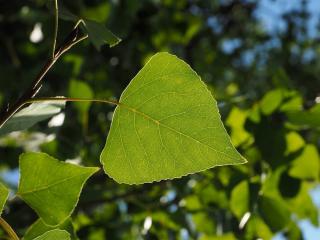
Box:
(33, 229, 70, 240)
(0, 100, 65, 136)
(100, 52, 246, 184)
(0, 182, 9, 215)
(18, 152, 99, 226)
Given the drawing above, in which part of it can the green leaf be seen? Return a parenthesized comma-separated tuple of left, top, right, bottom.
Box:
(226, 107, 253, 147)
(33, 229, 70, 240)
(18, 152, 99, 226)
(289, 145, 319, 181)
(260, 89, 283, 115)
(83, 20, 121, 49)
(0, 182, 9, 215)
(47, 1, 120, 49)
(230, 181, 249, 219)
(0, 100, 65, 136)
(68, 80, 94, 127)
(258, 195, 291, 232)
(100, 52, 246, 184)
(24, 218, 77, 240)
(286, 104, 320, 129)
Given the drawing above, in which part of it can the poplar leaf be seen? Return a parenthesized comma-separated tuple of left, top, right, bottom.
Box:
(100, 52, 246, 184)
(18, 152, 99, 226)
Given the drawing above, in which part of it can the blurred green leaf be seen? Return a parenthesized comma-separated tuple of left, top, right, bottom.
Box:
(284, 131, 305, 155)
(199, 233, 236, 240)
(286, 183, 318, 225)
(289, 144, 319, 181)
(68, 79, 93, 127)
(258, 195, 291, 232)
(230, 180, 249, 219)
(0, 182, 9, 215)
(18, 152, 98, 226)
(0, 101, 65, 136)
(33, 229, 70, 240)
(260, 89, 283, 115)
(226, 107, 253, 147)
(100, 52, 246, 184)
(24, 218, 77, 240)
(286, 104, 320, 129)
(245, 214, 273, 239)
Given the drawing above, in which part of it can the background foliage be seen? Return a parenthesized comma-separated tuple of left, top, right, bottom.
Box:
(0, 0, 320, 239)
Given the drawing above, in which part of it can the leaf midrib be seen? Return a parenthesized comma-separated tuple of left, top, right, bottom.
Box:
(118, 103, 239, 161)
(19, 172, 92, 196)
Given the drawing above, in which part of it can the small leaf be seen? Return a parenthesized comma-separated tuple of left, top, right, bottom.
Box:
(230, 181, 249, 219)
(24, 218, 77, 240)
(286, 104, 320, 129)
(33, 229, 70, 240)
(289, 145, 319, 181)
(258, 195, 291, 232)
(83, 20, 121, 49)
(260, 89, 283, 115)
(0, 182, 9, 215)
(100, 52, 246, 184)
(0, 100, 65, 136)
(47, 1, 120, 49)
(18, 152, 99, 226)
(68, 80, 93, 127)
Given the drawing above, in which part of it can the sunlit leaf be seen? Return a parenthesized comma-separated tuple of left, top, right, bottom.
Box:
(18, 152, 99, 226)
(260, 89, 283, 115)
(230, 180, 249, 219)
(24, 218, 77, 240)
(289, 145, 319, 181)
(0, 182, 9, 215)
(0, 100, 65, 136)
(33, 229, 70, 240)
(100, 52, 246, 184)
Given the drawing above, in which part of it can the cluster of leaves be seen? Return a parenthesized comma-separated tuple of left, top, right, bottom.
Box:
(0, 0, 319, 239)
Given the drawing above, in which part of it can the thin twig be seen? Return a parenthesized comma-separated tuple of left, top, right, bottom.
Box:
(52, 0, 59, 59)
(25, 97, 119, 106)
(0, 27, 88, 129)
(0, 217, 19, 240)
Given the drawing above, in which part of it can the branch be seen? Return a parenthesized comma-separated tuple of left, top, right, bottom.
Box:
(51, 0, 59, 59)
(0, 27, 88, 129)
(0, 217, 19, 240)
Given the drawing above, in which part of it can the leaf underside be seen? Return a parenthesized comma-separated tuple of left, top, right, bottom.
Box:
(100, 52, 246, 184)
(0, 101, 65, 136)
(18, 152, 98, 226)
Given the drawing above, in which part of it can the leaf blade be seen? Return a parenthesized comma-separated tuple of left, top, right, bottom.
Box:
(18, 152, 99, 226)
(33, 229, 70, 240)
(0, 100, 65, 136)
(101, 52, 246, 184)
(0, 182, 9, 215)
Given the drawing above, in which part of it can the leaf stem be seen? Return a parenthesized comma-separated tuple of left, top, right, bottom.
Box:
(51, 0, 59, 59)
(25, 97, 120, 106)
(0, 25, 88, 129)
(0, 217, 19, 240)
